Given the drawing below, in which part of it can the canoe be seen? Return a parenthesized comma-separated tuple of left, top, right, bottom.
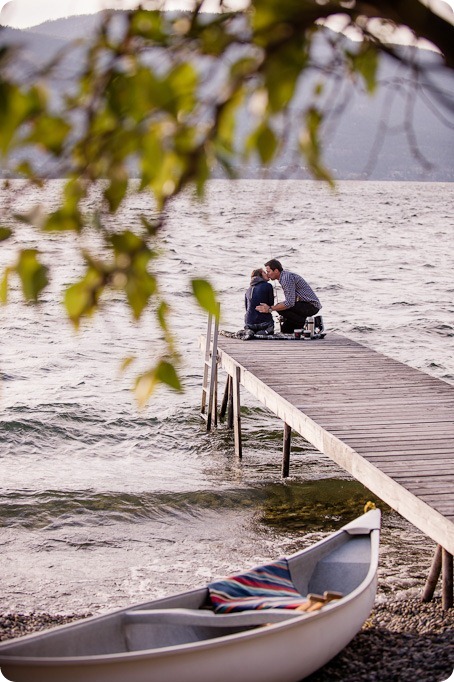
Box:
(0, 509, 381, 682)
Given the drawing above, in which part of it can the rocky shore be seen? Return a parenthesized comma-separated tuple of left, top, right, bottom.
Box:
(1, 597, 452, 681)
(307, 597, 453, 682)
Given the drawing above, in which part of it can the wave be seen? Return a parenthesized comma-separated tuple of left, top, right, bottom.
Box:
(0, 480, 384, 533)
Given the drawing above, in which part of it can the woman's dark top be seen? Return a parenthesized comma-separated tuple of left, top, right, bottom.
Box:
(244, 277, 274, 326)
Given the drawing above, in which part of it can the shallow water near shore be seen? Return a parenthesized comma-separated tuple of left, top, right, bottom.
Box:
(0, 179, 453, 613)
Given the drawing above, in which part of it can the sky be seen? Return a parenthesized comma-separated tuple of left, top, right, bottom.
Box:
(0, 0, 453, 29)
(0, 0, 247, 27)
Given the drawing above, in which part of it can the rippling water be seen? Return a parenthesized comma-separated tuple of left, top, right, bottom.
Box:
(0, 180, 453, 613)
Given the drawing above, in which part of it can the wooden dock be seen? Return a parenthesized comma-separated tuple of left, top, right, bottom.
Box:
(200, 329, 454, 606)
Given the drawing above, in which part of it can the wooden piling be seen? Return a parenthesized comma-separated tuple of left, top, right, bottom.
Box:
(233, 366, 242, 459)
(212, 360, 218, 428)
(442, 549, 453, 610)
(227, 376, 234, 430)
(422, 545, 442, 602)
(220, 375, 230, 421)
(282, 423, 291, 478)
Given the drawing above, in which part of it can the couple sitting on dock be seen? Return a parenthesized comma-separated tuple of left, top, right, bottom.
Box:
(243, 259, 321, 339)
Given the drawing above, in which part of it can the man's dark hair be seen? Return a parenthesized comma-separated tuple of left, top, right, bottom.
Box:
(265, 259, 283, 272)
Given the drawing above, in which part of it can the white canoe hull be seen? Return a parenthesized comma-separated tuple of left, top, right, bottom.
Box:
(0, 510, 381, 682)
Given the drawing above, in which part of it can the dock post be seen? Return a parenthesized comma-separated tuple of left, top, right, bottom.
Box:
(422, 545, 442, 602)
(206, 342, 217, 431)
(227, 376, 234, 430)
(442, 549, 453, 610)
(212, 359, 218, 428)
(220, 375, 230, 422)
(220, 375, 234, 428)
(282, 423, 291, 478)
(232, 366, 242, 459)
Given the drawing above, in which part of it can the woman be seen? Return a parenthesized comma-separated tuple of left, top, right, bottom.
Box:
(244, 268, 275, 336)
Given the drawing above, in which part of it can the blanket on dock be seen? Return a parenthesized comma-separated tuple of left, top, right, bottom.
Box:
(221, 330, 306, 341)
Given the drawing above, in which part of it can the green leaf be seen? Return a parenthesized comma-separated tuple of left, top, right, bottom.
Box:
(167, 62, 198, 115)
(135, 371, 157, 406)
(194, 153, 209, 198)
(254, 124, 278, 164)
(150, 150, 186, 208)
(230, 57, 261, 80)
(199, 20, 233, 56)
(263, 42, 307, 112)
(44, 179, 85, 232)
(0, 82, 43, 155)
(139, 214, 159, 235)
(104, 171, 128, 213)
(157, 300, 170, 332)
(0, 226, 12, 242)
(191, 278, 219, 318)
(140, 129, 164, 190)
(134, 360, 182, 406)
(346, 46, 378, 94)
(44, 207, 83, 232)
(155, 360, 182, 391)
(26, 114, 71, 155)
(0, 268, 10, 303)
(125, 269, 157, 320)
(217, 88, 245, 152)
(109, 231, 157, 319)
(120, 356, 136, 372)
(16, 249, 49, 301)
(64, 268, 104, 326)
(299, 107, 334, 187)
(110, 230, 144, 256)
(14, 161, 35, 178)
(130, 9, 166, 42)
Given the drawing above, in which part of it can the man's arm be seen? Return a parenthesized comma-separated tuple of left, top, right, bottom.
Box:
(256, 300, 288, 313)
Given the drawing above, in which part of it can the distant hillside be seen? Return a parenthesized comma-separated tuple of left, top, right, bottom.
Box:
(18, 13, 105, 40)
(0, 11, 453, 181)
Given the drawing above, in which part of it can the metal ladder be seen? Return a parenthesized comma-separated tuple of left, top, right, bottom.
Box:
(201, 307, 220, 431)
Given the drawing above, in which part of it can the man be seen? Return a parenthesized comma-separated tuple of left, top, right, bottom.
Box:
(256, 259, 321, 334)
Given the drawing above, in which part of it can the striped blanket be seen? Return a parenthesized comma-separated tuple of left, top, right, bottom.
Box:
(208, 558, 308, 613)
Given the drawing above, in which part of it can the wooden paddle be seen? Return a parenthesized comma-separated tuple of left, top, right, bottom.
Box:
(296, 591, 343, 612)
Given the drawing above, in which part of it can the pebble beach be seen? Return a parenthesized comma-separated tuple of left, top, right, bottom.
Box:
(1, 596, 453, 682)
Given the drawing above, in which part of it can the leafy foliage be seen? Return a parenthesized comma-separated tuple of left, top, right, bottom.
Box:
(191, 279, 220, 319)
(0, 2, 453, 399)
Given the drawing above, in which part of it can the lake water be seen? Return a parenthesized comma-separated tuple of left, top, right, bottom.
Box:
(0, 179, 453, 614)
